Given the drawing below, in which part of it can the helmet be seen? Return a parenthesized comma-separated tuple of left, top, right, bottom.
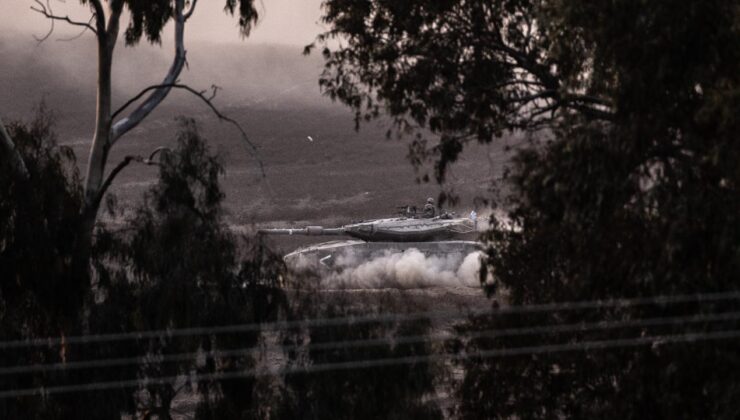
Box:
(426, 197, 435, 204)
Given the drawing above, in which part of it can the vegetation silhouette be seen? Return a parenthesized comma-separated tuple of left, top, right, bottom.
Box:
(4, 0, 740, 417)
(0, 114, 447, 418)
(313, 0, 740, 417)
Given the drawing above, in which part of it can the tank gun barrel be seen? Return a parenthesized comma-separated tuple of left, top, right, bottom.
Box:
(258, 226, 345, 236)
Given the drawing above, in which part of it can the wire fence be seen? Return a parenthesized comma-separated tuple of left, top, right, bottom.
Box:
(2, 327, 739, 399)
(2, 290, 739, 349)
(3, 290, 740, 400)
(2, 309, 740, 376)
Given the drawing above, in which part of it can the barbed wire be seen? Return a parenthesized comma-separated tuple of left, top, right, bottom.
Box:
(3, 309, 740, 376)
(1, 327, 739, 399)
(2, 290, 739, 349)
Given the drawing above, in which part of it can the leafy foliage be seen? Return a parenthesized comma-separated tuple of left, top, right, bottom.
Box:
(0, 112, 446, 418)
(0, 105, 85, 328)
(107, 0, 260, 45)
(478, 1, 740, 417)
(312, 0, 613, 182)
(0, 116, 289, 418)
(93, 118, 288, 418)
(0, 106, 88, 418)
(316, 0, 740, 417)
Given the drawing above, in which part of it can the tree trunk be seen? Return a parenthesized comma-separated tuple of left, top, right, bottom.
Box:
(84, 29, 116, 207)
(79, 14, 120, 256)
(79, 0, 185, 246)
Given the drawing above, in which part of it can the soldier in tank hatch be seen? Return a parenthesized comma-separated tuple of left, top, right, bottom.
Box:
(423, 197, 436, 218)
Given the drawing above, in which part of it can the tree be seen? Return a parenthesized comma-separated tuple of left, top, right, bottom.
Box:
(2, 0, 262, 250)
(0, 106, 105, 418)
(0, 116, 287, 418)
(95, 119, 287, 418)
(314, 0, 740, 416)
(0, 4, 267, 409)
(309, 0, 613, 185)
(0, 105, 85, 335)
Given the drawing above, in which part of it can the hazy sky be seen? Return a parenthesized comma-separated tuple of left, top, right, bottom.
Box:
(0, 0, 326, 46)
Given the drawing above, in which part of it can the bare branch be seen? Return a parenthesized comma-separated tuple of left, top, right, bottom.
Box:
(56, 15, 96, 42)
(206, 84, 221, 101)
(95, 147, 216, 225)
(31, 0, 55, 43)
(30, 0, 97, 38)
(87, 0, 106, 35)
(147, 147, 172, 163)
(184, 0, 199, 20)
(110, 0, 188, 142)
(93, 152, 165, 213)
(112, 82, 265, 177)
(93, 156, 135, 212)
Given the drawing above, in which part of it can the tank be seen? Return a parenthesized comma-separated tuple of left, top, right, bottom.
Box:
(258, 215, 476, 242)
(259, 209, 482, 276)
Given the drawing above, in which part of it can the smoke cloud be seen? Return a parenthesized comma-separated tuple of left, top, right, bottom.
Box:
(316, 249, 492, 290)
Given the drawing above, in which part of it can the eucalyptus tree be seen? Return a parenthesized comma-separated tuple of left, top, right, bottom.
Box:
(0, 2, 267, 415)
(2, 0, 260, 247)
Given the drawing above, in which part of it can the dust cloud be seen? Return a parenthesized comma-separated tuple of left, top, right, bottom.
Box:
(318, 249, 493, 290)
(0, 34, 330, 121)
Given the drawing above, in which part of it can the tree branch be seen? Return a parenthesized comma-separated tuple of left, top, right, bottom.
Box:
(56, 15, 96, 42)
(92, 151, 166, 213)
(87, 0, 106, 35)
(30, 0, 97, 38)
(508, 90, 558, 103)
(569, 103, 615, 121)
(109, 0, 187, 143)
(526, 103, 560, 120)
(184, 0, 199, 20)
(92, 156, 135, 212)
(112, 83, 265, 176)
(0, 117, 29, 179)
